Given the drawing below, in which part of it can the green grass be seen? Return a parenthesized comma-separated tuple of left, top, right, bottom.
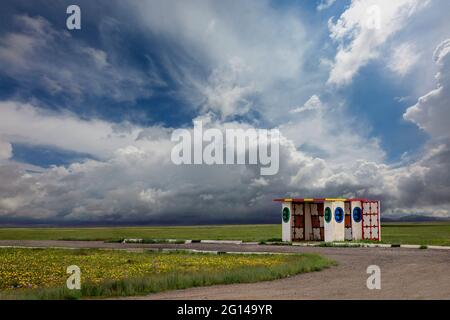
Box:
(0, 248, 333, 300)
(0, 222, 449, 246)
(380, 222, 450, 246)
(0, 225, 280, 242)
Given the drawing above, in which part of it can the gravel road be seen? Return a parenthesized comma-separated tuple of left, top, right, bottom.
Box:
(0, 240, 449, 300)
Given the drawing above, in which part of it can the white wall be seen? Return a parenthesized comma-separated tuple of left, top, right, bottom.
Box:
(282, 202, 292, 242)
(332, 201, 345, 241)
(324, 201, 345, 242)
(351, 201, 362, 241)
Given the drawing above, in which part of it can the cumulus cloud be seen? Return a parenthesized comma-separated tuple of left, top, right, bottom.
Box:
(283, 95, 385, 165)
(388, 42, 421, 76)
(394, 142, 450, 208)
(328, 0, 429, 85)
(404, 39, 450, 138)
(389, 39, 450, 217)
(0, 101, 147, 159)
(0, 98, 449, 222)
(0, 101, 391, 223)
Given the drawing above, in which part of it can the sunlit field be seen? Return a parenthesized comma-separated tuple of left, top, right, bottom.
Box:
(0, 248, 332, 299)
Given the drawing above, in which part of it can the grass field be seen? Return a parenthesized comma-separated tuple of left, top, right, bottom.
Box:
(380, 222, 450, 246)
(0, 248, 332, 299)
(0, 225, 279, 242)
(0, 222, 449, 246)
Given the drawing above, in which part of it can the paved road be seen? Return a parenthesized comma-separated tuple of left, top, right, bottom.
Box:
(1, 240, 449, 299)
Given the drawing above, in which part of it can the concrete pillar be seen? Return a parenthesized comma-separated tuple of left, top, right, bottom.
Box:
(281, 202, 293, 242)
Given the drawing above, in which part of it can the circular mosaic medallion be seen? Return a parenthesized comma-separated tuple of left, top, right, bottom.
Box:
(324, 207, 332, 223)
(353, 207, 362, 223)
(335, 207, 344, 223)
(282, 207, 290, 223)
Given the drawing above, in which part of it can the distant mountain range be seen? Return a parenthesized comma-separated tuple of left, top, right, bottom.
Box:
(382, 215, 450, 222)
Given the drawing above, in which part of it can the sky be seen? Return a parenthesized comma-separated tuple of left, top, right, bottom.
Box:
(0, 0, 449, 224)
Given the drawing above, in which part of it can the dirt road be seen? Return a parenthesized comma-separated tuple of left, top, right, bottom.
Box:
(0, 240, 449, 299)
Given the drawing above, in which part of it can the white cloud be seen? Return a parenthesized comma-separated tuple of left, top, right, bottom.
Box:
(388, 42, 421, 76)
(82, 47, 109, 69)
(290, 95, 323, 114)
(0, 101, 146, 159)
(0, 103, 397, 222)
(139, 188, 172, 205)
(393, 40, 450, 215)
(282, 95, 385, 166)
(317, 0, 336, 11)
(404, 39, 450, 138)
(0, 141, 12, 160)
(328, 0, 429, 85)
(250, 177, 269, 187)
(388, 141, 450, 214)
(127, 0, 309, 120)
(200, 194, 214, 201)
(0, 107, 448, 221)
(200, 57, 256, 119)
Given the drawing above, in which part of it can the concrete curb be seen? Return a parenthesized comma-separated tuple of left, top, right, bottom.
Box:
(289, 242, 449, 250)
(400, 244, 422, 249)
(122, 239, 183, 244)
(364, 244, 393, 248)
(192, 240, 450, 250)
(144, 240, 450, 251)
(200, 240, 243, 245)
(292, 242, 319, 247)
(427, 245, 450, 250)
